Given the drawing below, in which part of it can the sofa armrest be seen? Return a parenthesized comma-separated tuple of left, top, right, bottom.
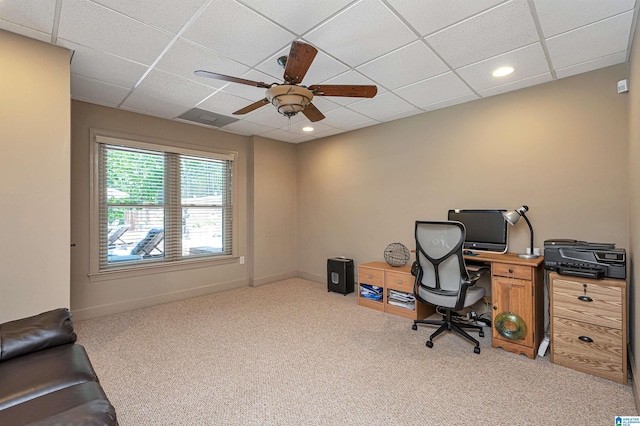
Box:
(0, 308, 77, 362)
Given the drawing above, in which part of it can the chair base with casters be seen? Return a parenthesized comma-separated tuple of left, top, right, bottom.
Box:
(412, 309, 485, 354)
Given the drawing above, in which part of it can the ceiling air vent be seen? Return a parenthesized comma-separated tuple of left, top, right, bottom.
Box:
(177, 108, 238, 128)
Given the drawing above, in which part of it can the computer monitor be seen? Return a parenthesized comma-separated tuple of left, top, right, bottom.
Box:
(447, 209, 508, 254)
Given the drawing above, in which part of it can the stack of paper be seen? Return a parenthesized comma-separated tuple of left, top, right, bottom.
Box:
(360, 284, 383, 301)
(388, 289, 415, 310)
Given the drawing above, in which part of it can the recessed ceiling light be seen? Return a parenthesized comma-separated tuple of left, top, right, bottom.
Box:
(302, 126, 314, 132)
(492, 66, 514, 77)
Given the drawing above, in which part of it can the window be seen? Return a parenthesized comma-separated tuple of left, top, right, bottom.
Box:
(92, 133, 235, 272)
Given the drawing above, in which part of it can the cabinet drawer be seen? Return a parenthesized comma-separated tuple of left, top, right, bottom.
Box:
(385, 270, 414, 292)
(492, 263, 531, 280)
(552, 316, 624, 383)
(358, 267, 384, 287)
(552, 278, 622, 329)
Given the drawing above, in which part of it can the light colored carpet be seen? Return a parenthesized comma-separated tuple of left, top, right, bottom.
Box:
(76, 278, 637, 425)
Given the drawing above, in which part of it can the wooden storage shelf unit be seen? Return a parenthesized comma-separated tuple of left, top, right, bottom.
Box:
(357, 261, 434, 320)
(549, 272, 627, 384)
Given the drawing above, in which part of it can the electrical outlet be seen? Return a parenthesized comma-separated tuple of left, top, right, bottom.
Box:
(239, 256, 245, 264)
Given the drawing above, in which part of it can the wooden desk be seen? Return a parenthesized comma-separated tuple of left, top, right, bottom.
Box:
(358, 253, 544, 358)
(466, 252, 544, 359)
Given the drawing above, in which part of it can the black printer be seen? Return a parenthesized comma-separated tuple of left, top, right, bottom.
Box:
(544, 239, 626, 280)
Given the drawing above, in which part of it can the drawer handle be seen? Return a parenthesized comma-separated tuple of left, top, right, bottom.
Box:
(508, 268, 513, 273)
(368, 275, 373, 279)
(577, 296, 593, 302)
(578, 336, 594, 343)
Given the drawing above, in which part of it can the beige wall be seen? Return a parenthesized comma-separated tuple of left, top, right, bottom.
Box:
(250, 136, 298, 286)
(297, 64, 629, 283)
(0, 31, 70, 322)
(70, 101, 252, 319)
(628, 18, 640, 407)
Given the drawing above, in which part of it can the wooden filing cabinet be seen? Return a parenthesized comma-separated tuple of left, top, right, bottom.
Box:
(549, 272, 627, 384)
(488, 257, 544, 359)
(357, 261, 434, 320)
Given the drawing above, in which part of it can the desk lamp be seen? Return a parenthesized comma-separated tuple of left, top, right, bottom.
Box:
(503, 206, 539, 259)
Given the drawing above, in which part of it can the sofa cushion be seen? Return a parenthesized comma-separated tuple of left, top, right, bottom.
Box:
(0, 344, 98, 410)
(0, 308, 76, 361)
(0, 381, 118, 426)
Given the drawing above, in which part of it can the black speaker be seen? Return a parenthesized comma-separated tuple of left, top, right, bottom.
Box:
(327, 257, 354, 295)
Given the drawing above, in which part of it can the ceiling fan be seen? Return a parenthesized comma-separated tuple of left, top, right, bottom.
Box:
(194, 41, 378, 122)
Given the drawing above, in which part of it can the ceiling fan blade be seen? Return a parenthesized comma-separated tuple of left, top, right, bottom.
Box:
(309, 85, 378, 98)
(194, 70, 271, 89)
(283, 41, 318, 85)
(301, 102, 325, 122)
(233, 98, 270, 115)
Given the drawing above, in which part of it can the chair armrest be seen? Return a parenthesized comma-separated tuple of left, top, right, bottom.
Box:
(0, 308, 77, 362)
(463, 266, 490, 287)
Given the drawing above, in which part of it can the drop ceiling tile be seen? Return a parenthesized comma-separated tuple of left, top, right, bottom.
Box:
(426, 0, 539, 68)
(122, 91, 192, 119)
(59, 39, 148, 89)
(377, 108, 424, 123)
(546, 11, 634, 70)
(0, 0, 56, 33)
(357, 41, 449, 90)
(157, 38, 251, 89)
(134, 69, 214, 106)
(318, 70, 382, 106)
(282, 120, 335, 136)
(71, 74, 130, 107)
(555, 51, 627, 80)
(259, 128, 307, 143)
(90, 0, 208, 34)
(220, 119, 278, 136)
(478, 72, 552, 97)
(237, 0, 354, 35)
(348, 92, 415, 119)
(313, 127, 346, 138)
(420, 93, 479, 113)
(456, 43, 549, 91)
(533, 0, 636, 38)
(305, 0, 417, 67)
(256, 46, 350, 85)
(182, 0, 294, 66)
(386, 0, 504, 36)
(290, 134, 317, 143)
(58, 0, 174, 65)
(343, 119, 380, 131)
(0, 20, 51, 42)
(198, 91, 259, 116)
(394, 72, 473, 108)
(320, 107, 372, 129)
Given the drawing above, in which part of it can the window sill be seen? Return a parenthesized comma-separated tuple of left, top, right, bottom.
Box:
(88, 255, 240, 282)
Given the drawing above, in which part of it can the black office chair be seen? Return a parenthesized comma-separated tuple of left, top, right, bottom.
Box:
(411, 221, 488, 354)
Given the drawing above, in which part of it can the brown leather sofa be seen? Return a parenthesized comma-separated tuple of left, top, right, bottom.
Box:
(0, 308, 118, 425)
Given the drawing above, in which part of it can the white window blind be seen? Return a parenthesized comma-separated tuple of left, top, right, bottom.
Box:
(96, 136, 233, 271)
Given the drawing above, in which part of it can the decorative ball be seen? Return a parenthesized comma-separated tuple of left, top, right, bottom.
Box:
(384, 243, 410, 267)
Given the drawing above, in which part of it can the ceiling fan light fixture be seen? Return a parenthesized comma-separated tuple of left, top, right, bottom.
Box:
(266, 85, 313, 117)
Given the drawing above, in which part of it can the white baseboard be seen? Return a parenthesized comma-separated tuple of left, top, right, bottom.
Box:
(297, 271, 324, 284)
(72, 279, 249, 321)
(251, 271, 298, 287)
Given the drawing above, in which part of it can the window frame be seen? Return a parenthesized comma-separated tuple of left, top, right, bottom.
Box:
(89, 129, 238, 279)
